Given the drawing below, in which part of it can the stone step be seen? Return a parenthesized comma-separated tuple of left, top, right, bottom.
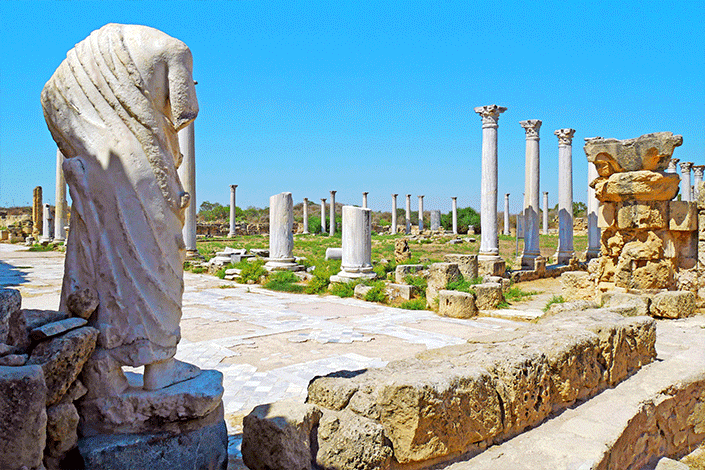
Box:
(441, 316, 705, 470)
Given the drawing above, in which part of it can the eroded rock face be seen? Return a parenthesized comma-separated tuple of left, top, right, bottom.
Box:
(650, 291, 696, 319)
(0, 288, 21, 344)
(426, 263, 461, 306)
(585, 132, 683, 176)
(591, 171, 681, 202)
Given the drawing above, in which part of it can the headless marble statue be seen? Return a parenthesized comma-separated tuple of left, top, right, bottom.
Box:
(42, 24, 199, 392)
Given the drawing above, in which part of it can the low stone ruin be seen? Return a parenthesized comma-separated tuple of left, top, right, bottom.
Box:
(242, 308, 656, 470)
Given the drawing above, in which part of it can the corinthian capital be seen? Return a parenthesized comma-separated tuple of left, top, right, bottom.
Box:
(554, 128, 576, 146)
(680, 161, 694, 173)
(520, 119, 542, 139)
(693, 165, 705, 178)
(474, 104, 507, 128)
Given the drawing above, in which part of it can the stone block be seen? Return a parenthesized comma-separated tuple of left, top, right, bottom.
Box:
(8, 308, 68, 352)
(66, 287, 99, 319)
(669, 201, 697, 231)
(354, 284, 373, 300)
(621, 230, 663, 260)
(325, 247, 342, 260)
(243, 400, 321, 470)
(584, 132, 682, 175)
(79, 369, 224, 436)
(598, 203, 616, 228)
(426, 263, 461, 305)
(592, 171, 681, 202)
(0, 354, 27, 366)
(45, 402, 79, 465)
(438, 290, 477, 318)
(601, 291, 651, 316)
(655, 458, 691, 470)
(0, 288, 21, 344)
(30, 317, 87, 341)
(477, 258, 506, 277)
(0, 365, 47, 470)
(27, 326, 98, 405)
(650, 291, 696, 319)
(443, 253, 479, 280)
(395, 264, 424, 284)
(385, 283, 416, 301)
(561, 271, 595, 301)
(77, 409, 228, 470)
(474, 282, 504, 310)
(630, 259, 674, 290)
(615, 201, 668, 230)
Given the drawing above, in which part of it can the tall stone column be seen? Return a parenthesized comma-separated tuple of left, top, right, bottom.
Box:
(518, 119, 542, 269)
(680, 162, 693, 202)
(362, 192, 368, 209)
(40, 203, 53, 244)
(329, 190, 337, 236)
(474, 105, 507, 270)
(430, 211, 441, 231)
(418, 195, 424, 230)
(320, 198, 327, 234)
(405, 194, 411, 234)
(586, 162, 601, 260)
(330, 206, 376, 282)
(667, 158, 680, 174)
(503, 194, 510, 236)
(228, 184, 238, 237)
(265, 192, 301, 271)
(542, 191, 549, 235)
(451, 197, 458, 235)
(391, 194, 398, 234)
(302, 198, 310, 234)
(32, 186, 42, 239)
(178, 122, 198, 254)
(555, 128, 576, 264)
(693, 165, 705, 200)
(54, 149, 67, 243)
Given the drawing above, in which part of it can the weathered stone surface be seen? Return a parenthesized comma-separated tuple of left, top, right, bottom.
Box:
(243, 400, 321, 470)
(444, 254, 479, 280)
(655, 457, 691, 470)
(585, 132, 683, 176)
(598, 202, 616, 228)
(77, 411, 228, 470)
(561, 271, 595, 301)
(385, 283, 416, 302)
(0, 353, 27, 366)
(474, 282, 504, 310)
(325, 247, 342, 260)
(477, 258, 506, 277)
(45, 401, 79, 466)
(0, 288, 21, 344)
(394, 238, 411, 263)
(650, 291, 696, 319)
(601, 291, 651, 316)
(307, 371, 361, 411)
(27, 326, 98, 405)
(395, 264, 424, 284)
(8, 308, 68, 351)
(0, 365, 47, 470)
(426, 263, 461, 306)
(669, 201, 697, 231)
(438, 290, 477, 319)
(0, 343, 13, 356)
(621, 230, 663, 260)
(65, 287, 99, 320)
(591, 171, 681, 202)
(616, 201, 668, 230)
(79, 369, 224, 436)
(544, 299, 599, 316)
(353, 284, 373, 300)
(627, 259, 674, 290)
(30, 317, 87, 341)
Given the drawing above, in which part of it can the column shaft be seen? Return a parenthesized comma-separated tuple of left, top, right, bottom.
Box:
(542, 192, 549, 235)
(405, 194, 411, 234)
(362, 192, 368, 209)
(265, 192, 298, 270)
(302, 198, 309, 234)
(331, 206, 375, 282)
(451, 197, 458, 235)
(519, 119, 542, 269)
(54, 149, 67, 243)
(228, 184, 238, 237)
(418, 196, 424, 230)
(321, 199, 326, 233)
(391, 194, 398, 234)
(586, 163, 601, 259)
(680, 162, 693, 202)
(555, 128, 575, 264)
(503, 194, 510, 236)
(329, 191, 336, 235)
(178, 123, 197, 251)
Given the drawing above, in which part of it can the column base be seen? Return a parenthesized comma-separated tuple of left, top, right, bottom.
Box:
(516, 253, 543, 270)
(227, 232, 237, 238)
(53, 236, 67, 244)
(185, 250, 204, 261)
(585, 248, 601, 261)
(39, 237, 53, 246)
(264, 259, 305, 272)
(477, 256, 506, 277)
(554, 250, 575, 266)
(330, 270, 377, 283)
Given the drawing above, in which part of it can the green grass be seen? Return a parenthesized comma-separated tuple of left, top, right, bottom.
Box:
(404, 275, 427, 297)
(446, 275, 483, 294)
(28, 243, 56, 252)
(504, 286, 538, 303)
(398, 298, 427, 310)
(363, 281, 387, 303)
(543, 295, 565, 312)
(329, 281, 354, 298)
(191, 267, 206, 274)
(238, 259, 267, 284)
(264, 271, 304, 293)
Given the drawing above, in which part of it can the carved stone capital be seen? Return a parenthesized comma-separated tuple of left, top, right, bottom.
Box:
(330, 190, 337, 196)
(230, 184, 238, 191)
(474, 105, 507, 128)
(554, 128, 576, 146)
(680, 161, 694, 173)
(693, 165, 705, 178)
(667, 158, 681, 172)
(520, 120, 542, 139)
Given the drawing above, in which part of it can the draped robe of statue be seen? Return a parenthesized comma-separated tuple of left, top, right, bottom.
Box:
(41, 24, 198, 368)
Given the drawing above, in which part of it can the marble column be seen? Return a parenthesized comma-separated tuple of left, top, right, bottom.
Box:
(667, 158, 680, 174)
(228, 184, 238, 237)
(405, 194, 411, 234)
(329, 190, 337, 236)
(265, 192, 301, 271)
(178, 122, 197, 254)
(693, 165, 705, 200)
(586, 162, 601, 260)
(362, 192, 368, 209)
(40, 203, 53, 244)
(391, 194, 398, 234)
(430, 210, 441, 231)
(54, 149, 67, 243)
(302, 198, 310, 234)
(518, 119, 542, 269)
(451, 197, 458, 235)
(320, 198, 327, 234)
(555, 128, 576, 264)
(542, 192, 549, 235)
(680, 162, 693, 202)
(32, 186, 42, 239)
(418, 195, 424, 230)
(474, 104, 507, 262)
(503, 194, 510, 236)
(330, 206, 376, 282)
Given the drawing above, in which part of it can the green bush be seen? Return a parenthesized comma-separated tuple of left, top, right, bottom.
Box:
(239, 259, 267, 284)
(364, 281, 387, 303)
(304, 260, 339, 294)
(399, 298, 427, 310)
(28, 243, 56, 252)
(404, 275, 427, 298)
(543, 295, 565, 312)
(191, 267, 206, 274)
(504, 286, 538, 303)
(264, 271, 304, 293)
(441, 206, 481, 234)
(307, 215, 322, 234)
(446, 275, 483, 294)
(329, 282, 354, 298)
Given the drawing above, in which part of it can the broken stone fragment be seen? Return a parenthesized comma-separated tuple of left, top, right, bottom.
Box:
(438, 290, 477, 318)
(0, 353, 27, 366)
(426, 263, 461, 307)
(474, 282, 504, 310)
(65, 287, 99, 319)
(650, 291, 696, 319)
(27, 326, 98, 405)
(8, 308, 68, 352)
(0, 288, 21, 344)
(584, 132, 683, 176)
(30, 317, 88, 341)
(45, 401, 79, 463)
(591, 171, 681, 202)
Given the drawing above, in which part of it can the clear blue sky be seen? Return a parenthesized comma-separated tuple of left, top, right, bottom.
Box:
(1, 0, 703, 216)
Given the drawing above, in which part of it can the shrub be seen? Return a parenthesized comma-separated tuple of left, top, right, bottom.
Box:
(399, 298, 427, 310)
(404, 275, 427, 298)
(504, 286, 538, 303)
(265, 271, 304, 293)
(329, 282, 354, 298)
(446, 275, 482, 294)
(543, 295, 565, 312)
(441, 206, 481, 234)
(304, 260, 339, 294)
(191, 267, 206, 274)
(364, 281, 387, 303)
(28, 243, 55, 252)
(239, 259, 267, 284)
